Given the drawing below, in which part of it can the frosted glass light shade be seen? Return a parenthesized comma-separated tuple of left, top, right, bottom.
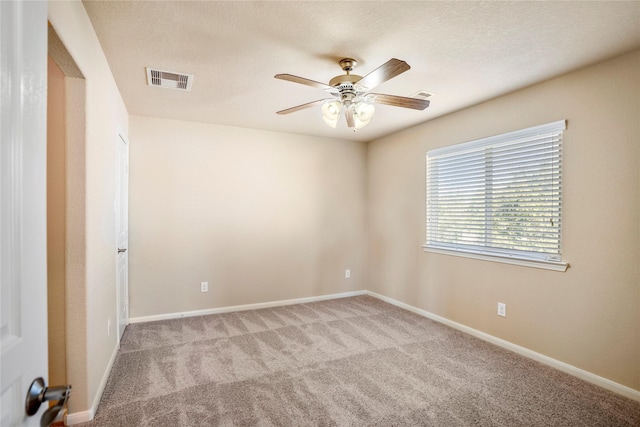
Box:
(322, 100, 342, 128)
(354, 102, 375, 129)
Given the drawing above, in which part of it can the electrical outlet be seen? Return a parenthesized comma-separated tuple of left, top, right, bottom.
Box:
(497, 303, 506, 317)
(345, 269, 351, 279)
(201, 281, 208, 292)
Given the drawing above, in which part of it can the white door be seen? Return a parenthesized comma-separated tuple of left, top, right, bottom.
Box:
(1, 1, 49, 426)
(115, 132, 129, 341)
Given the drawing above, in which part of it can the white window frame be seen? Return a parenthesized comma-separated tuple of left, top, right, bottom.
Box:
(423, 120, 568, 272)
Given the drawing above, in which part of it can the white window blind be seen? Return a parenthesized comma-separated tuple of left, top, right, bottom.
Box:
(425, 120, 566, 269)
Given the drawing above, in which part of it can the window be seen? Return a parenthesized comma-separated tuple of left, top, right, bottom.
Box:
(424, 120, 568, 271)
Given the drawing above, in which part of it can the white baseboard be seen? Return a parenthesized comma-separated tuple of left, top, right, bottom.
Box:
(65, 339, 119, 425)
(365, 290, 640, 402)
(128, 290, 368, 324)
(64, 408, 92, 425)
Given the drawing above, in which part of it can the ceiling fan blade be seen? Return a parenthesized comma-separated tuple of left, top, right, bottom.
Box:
(276, 99, 329, 115)
(369, 93, 430, 110)
(356, 59, 411, 91)
(345, 108, 355, 128)
(275, 74, 337, 93)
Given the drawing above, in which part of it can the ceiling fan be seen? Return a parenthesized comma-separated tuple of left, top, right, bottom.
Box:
(275, 58, 430, 130)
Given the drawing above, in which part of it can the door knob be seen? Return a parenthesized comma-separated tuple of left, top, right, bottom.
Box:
(25, 377, 71, 427)
(118, 248, 127, 253)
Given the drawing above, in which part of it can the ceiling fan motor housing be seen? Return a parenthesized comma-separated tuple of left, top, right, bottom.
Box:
(330, 59, 369, 106)
(334, 83, 358, 106)
(329, 74, 362, 87)
(329, 73, 367, 108)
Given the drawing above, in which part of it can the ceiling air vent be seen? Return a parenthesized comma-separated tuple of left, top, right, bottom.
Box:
(146, 68, 194, 91)
(411, 90, 432, 99)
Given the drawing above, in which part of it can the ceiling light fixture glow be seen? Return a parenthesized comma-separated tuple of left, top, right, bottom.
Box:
(321, 99, 375, 129)
(353, 101, 375, 129)
(321, 100, 342, 128)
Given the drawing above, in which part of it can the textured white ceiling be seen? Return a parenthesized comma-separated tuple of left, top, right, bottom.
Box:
(82, 1, 640, 142)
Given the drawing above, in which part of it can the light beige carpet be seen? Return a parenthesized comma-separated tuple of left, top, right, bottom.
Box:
(78, 295, 639, 426)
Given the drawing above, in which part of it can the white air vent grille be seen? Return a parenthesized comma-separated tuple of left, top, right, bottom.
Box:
(146, 68, 193, 91)
(411, 90, 432, 99)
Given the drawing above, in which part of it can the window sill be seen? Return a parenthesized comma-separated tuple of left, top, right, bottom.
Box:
(422, 246, 569, 272)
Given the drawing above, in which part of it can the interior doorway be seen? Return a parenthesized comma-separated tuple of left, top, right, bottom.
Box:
(47, 23, 87, 418)
(46, 52, 67, 391)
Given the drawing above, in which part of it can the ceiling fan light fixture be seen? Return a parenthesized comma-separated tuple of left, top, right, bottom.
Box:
(276, 58, 428, 130)
(322, 100, 342, 128)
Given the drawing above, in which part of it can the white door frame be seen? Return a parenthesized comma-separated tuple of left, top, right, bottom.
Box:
(0, 1, 50, 425)
(115, 130, 129, 342)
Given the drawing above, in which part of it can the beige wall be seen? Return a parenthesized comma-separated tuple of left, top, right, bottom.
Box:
(46, 1, 639, 414)
(129, 116, 367, 318)
(49, 1, 129, 414)
(367, 50, 640, 391)
(47, 54, 67, 387)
